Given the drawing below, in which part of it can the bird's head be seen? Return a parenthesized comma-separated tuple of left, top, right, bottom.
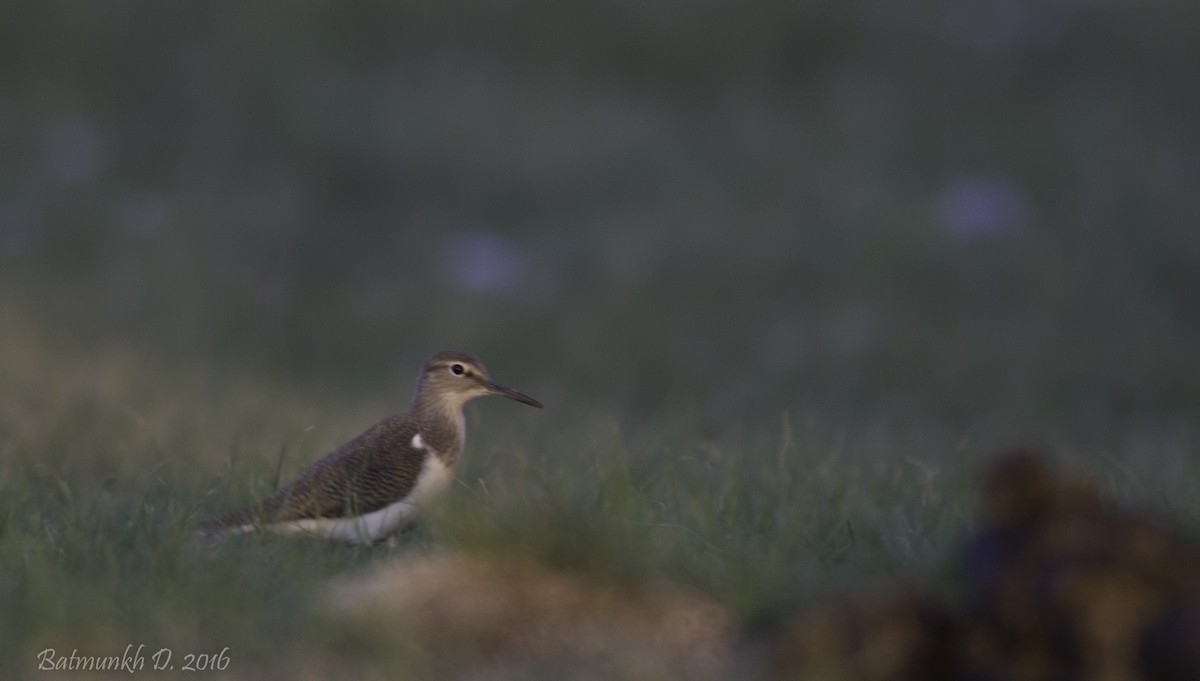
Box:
(415, 350, 543, 413)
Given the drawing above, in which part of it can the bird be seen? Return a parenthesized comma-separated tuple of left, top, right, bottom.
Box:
(199, 350, 543, 543)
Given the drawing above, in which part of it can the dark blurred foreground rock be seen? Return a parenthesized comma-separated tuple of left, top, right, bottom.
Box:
(763, 448, 1200, 681)
(960, 449, 1200, 681)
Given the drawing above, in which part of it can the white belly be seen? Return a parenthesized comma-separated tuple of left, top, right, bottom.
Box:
(268, 455, 455, 543)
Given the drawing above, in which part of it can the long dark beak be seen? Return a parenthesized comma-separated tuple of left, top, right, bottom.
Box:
(483, 379, 544, 408)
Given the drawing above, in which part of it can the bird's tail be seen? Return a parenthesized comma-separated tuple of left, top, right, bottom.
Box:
(196, 504, 263, 539)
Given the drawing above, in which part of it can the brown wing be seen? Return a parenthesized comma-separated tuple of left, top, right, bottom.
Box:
(201, 414, 427, 531)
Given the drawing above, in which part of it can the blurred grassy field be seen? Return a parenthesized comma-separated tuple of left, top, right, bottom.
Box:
(2, 1, 1199, 678)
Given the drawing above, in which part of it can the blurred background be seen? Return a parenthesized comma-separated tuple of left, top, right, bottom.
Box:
(3, 0, 1198, 447)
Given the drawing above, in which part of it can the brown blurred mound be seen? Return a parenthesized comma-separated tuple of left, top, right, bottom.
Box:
(326, 552, 734, 681)
(763, 449, 1200, 681)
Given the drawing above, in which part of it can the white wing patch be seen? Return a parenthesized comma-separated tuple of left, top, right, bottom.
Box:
(411, 433, 425, 451)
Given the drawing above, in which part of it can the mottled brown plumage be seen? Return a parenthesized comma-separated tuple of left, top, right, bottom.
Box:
(200, 350, 542, 543)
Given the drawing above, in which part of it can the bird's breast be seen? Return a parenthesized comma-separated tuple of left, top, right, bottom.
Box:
(407, 451, 455, 508)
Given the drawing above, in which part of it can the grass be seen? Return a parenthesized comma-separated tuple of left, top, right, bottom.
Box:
(1, 299, 1195, 678)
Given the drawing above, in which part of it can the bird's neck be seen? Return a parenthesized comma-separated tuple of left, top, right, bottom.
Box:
(411, 395, 468, 464)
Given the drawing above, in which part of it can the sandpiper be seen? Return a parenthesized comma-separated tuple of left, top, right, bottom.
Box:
(199, 350, 542, 543)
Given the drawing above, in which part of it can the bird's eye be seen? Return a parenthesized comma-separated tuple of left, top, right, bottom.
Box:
(451, 363, 465, 376)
